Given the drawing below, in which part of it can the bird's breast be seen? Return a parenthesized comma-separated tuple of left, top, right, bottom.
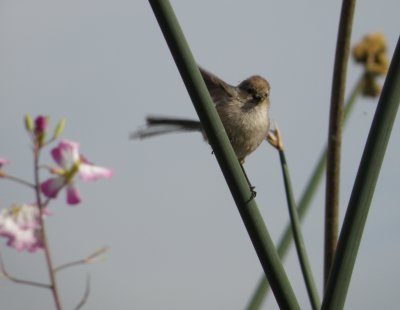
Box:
(217, 102, 270, 161)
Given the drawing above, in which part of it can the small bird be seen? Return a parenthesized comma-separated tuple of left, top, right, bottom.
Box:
(131, 67, 271, 195)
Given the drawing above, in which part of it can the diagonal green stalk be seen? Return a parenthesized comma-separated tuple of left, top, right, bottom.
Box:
(246, 74, 365, 310)
(325, 0, 357, 287)
(322, 36, 400, 310)
(147, 1, 300, 309)
(279, 150, 320, 310)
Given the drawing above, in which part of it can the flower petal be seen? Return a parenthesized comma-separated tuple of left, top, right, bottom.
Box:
(79, 163, 113, 181)
(0, 204, 44, 252)
(51, 140, 80, 168)
(0, 158, 10, 168)
(41, 177, 65, 198)
(66, 184, 81, 205)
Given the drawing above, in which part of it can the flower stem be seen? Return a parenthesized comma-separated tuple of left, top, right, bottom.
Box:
(322, 34, 400, 310)
(245, 73, 365, 310)
(0, 255, 51, 289)
(324, 0, 357, 287)
(73, 274, 91, 310)
(34, 145, 63, 310)
(279, 150, 320, 310)
(2, 175, 35, 189)
(55, 246, 109, 273)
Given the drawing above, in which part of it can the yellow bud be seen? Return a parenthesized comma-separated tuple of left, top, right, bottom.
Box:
(53, 119, 66, 139)
(24, 114, 34, 133)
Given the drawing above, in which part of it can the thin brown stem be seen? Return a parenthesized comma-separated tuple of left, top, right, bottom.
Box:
(2, 175, 35, 189)
(324, 0, 357, 288)
(74, 274, 91, 310)
(55, 246, 109, 273)
(55, 259, 86, 273)
(34, 145, 63, 310)
(0, 254, 51, 289)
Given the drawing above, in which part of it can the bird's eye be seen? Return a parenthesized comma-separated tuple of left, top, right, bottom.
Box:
(254, 93, 262, 102)
(246, 88, 254, 94)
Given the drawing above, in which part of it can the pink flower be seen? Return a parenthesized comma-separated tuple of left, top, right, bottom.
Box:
(0, 204, 44, 252)
(0, 158, 10, 176)
(40, 140, 113, 205)
(0, 158, 10, 167)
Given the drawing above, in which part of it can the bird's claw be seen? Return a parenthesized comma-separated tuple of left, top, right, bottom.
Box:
(245, 186, 257, 203)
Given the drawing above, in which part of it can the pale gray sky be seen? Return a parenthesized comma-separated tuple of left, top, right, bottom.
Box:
(1, 1, 399, 309)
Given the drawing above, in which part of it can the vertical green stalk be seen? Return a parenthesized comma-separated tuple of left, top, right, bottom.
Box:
(325, 0, 357, 287)
(246, 75, 364, 310)
(279, 150, 320, 310)
(322, 36, 400, 310)
(147, 1, 300, 309)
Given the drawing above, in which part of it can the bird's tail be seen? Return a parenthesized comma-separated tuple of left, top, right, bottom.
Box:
(130, 116, 202, 139)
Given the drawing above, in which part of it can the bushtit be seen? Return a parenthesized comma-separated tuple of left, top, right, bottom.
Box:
(132, 67, 270, 164)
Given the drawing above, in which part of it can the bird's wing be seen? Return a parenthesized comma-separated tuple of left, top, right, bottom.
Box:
(198, 67, 237, 105)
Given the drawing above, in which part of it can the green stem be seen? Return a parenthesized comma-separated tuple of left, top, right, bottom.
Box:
(147, 1, 300, 309)
(246, 74, 364, 310)
(322, 35, 400, 310)
(324, 0, 357, 287)
(279, 150, 320, 310)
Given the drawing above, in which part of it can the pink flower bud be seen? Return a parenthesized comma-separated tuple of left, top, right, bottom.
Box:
(34, 116, 48, 135)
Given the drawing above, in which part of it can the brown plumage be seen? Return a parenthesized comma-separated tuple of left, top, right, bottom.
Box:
(132, 67, 271, 164)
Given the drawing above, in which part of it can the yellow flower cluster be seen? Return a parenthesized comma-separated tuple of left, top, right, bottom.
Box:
(352, 33, 389, 97)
